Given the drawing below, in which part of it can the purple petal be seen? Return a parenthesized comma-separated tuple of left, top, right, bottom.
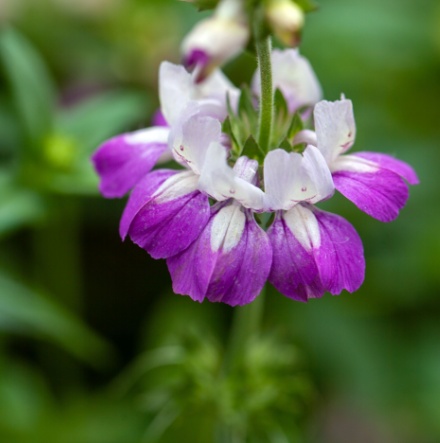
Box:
(151, 109, 168, 127)
(119, 169, 176, 240)
(92, 127, 170, 198)
(124, 172, 210, 259)
(314, 209, 365, 294)
(355, 152, 419, 185)
(268, 212, 324, 302)
(167, 205, 272, 306)
(333, 168, 409, 222)
(184, 49, 210, 72)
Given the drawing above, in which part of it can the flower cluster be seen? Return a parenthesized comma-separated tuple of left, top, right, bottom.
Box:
(92, 46, 418, 306)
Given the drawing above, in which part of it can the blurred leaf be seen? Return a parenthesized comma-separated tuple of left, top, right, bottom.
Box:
(0, 270, 113, 368)
(0, 95, 22, 156)
(56, 90, 151, 157)
(274, 88, 289, 123)
(0, 360, 52, 436)
(0, 172, 47, 237)
(287, 112, 304, 139)
(0, 27, 56, 148)
(279, 137, 292, 151)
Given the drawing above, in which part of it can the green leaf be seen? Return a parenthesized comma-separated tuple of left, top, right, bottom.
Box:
(0, 27, 56, 148)
(238, 86, 259, 138)
(279, 138, 293, 151)
(274, 88, 289, 123)
(238, 86, 258, 120)
(287, 112, 304, 139)
(292, 142, 306, 153)
(0, 270, 113, 368)
(242, 135, 264, 161)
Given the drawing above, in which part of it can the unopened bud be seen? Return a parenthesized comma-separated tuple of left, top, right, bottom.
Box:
(182, 0, 249, 82)
(266, 0, 304, 47)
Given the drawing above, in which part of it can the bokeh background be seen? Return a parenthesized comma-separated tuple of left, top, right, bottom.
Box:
(0, 0, 439, 442)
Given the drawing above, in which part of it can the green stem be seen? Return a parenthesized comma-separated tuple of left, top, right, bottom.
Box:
(222, 285, 266, 372)
(256, 35, 273, 153)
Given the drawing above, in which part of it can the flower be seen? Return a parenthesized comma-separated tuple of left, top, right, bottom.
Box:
(182, 0, 250, 82)
(167, 156, 272, 306)
(302, 98, 419, 221)
(92, 56, 416, 306)
(262, 147, 365, 301)
(252, 49, 322, 115)
(118, 112, 222, 259)
(92, 60, 238, 199)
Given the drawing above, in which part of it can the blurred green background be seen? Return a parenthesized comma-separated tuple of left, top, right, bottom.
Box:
(0, 0, 439, 442)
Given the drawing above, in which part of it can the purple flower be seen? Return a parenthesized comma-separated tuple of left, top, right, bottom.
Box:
(262, 147, 365, 301)
(167, 158, 271, 306)
(92, 60, 238, 199)
(311, 98, 419, 222)
(92, 60, 416, 306)
(119, 112, 223, 259)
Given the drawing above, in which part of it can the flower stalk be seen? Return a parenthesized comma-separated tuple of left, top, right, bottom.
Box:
(223, 284, 266, 373)
(255, 34, 274, 154)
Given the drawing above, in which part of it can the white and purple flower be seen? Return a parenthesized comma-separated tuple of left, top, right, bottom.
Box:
(92, 52, 417, 306)
(299, 98, 419, 222)
(262, 147, 365, 301)
(168, 156, 271, 306)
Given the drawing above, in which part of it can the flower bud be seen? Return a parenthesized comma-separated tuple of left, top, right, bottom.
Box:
(265, 0, 304, 47)
(182, 0, 249, 83)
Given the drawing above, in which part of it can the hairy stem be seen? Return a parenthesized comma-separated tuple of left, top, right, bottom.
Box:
(256, 35, 273, 153)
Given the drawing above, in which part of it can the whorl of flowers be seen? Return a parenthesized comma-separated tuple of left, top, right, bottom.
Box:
(92, 0, 418, 306)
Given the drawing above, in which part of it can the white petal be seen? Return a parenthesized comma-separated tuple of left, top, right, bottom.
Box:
(159, 62, 193, 126)
(198, 70, 240, 112)
(302, 145, 335, 203)
(199, 144, 265, 210)
(153, 170, 199, 203)
(159, 62, 230, 125)
(314, 98, 356, 164)
(169, 113, 221, 175)
(210, 203, 246, 253)
(252, 49, 322, 113)
(283, 204, 320, 251)
(124, 126, 170, 146)
(263, 147, 334, 211)
(292, 129, 317, 147)
(332, 154, 378, 174)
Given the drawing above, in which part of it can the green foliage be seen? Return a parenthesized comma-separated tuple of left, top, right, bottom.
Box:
(0, 270, 112, 367)
(224, 87, 263, 162)
(115, 306, 313, 443)
(0, 172, 46, 238)
(0, 27, 56, 150)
